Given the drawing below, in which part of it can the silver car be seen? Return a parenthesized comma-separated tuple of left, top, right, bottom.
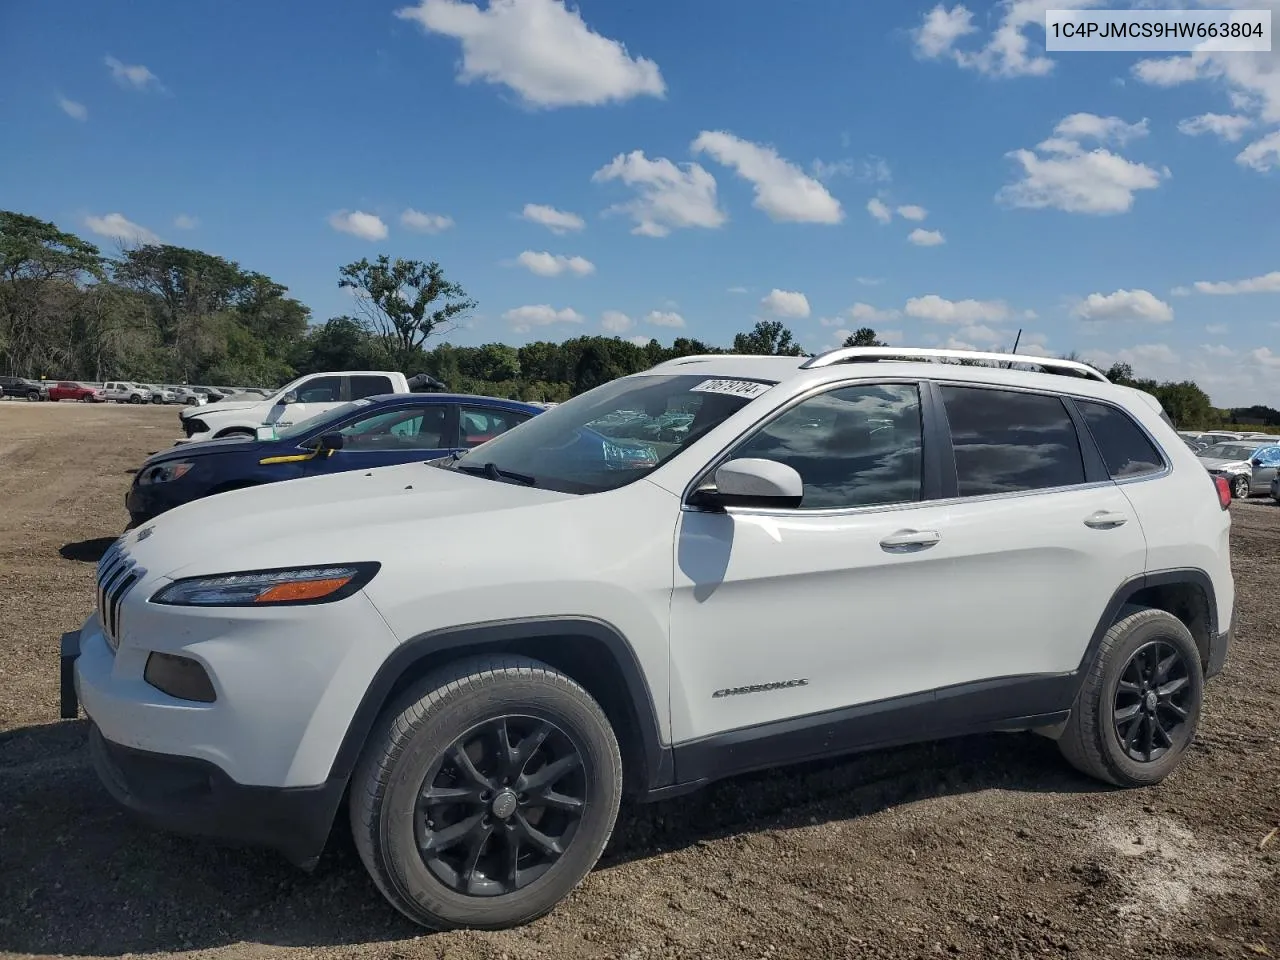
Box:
(1196, 440, 1280, 499)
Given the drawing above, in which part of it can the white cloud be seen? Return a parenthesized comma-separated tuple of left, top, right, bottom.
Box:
(393, 0, 665, 108)
(760, 289, 811, 319)
(1177, 112, 1254, 142)
(104, 55, 162, 91)
(173, 214, 198, 230)
(1206, 323, 1229, 334)
(503, 303, 585, 332)
(856, 276, 884, 286)
(1170, 286, 1191, 296)
(1237, 130, 1280, 172)
(328, 210, 388, 241)
(849, 302, 901, 323)
(515, 250, 595, 277)
(905, 295, 1011, 324)
(1071, 288, 1174, 324)
(912, 0, 1106, 78)
(867, 197, 892, 224)
(823, 328, 905, 351)
(520, 203, 584, 233)
(1192, 270, 1280, 295)
(998, 114, 1166, 215)
(592, 150, 726, 237)
(958, 323, 1006, 345)
(692, 130, 844, 225)
(601, 310, 633, 332)
(58, 97, 87, 121)
(627, 335, 653, 347)
(83, 213, 160, 244)
(1202, 343, 1235, 358)
(645, 310, 685, 327)
(401, 208, 455, 233)
(896, 204, 927, 221)
(908, 228, 946, 246)
(810, 158, 855, 181)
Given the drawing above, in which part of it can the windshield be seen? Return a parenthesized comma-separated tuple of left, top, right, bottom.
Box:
(1201, 443, 1264, 461)
(270, 399, 371, 442)
(449, 373, 773, 494)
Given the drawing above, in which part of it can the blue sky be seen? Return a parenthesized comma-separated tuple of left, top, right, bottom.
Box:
(3, 0, 1278, 406)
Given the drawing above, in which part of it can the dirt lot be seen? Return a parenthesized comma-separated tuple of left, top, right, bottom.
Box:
(0, 402, 1276, 960)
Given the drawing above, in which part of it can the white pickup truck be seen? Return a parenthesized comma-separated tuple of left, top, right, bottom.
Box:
(103, 381, 153, 404)
(176, 371, 416, 443)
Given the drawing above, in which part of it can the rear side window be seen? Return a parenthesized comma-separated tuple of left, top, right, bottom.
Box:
(349, 375, 394, 400)
(1075, 399, 1165, 479)
(941, 386, 1086, 496)
(459, 406, 531, 447)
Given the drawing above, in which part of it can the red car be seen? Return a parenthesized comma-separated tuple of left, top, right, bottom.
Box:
(48, 381, 104, 402)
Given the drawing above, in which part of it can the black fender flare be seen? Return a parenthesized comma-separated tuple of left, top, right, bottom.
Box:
(325, 616, 672, 793)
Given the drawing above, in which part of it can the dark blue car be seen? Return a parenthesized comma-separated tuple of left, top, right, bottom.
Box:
(126, 393, 545, 523)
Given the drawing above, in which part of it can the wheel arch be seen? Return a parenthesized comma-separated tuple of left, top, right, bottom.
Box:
(326, 617, 672, 802)
(1080, 569, 1217, 678)
(212, 426, 258, 439)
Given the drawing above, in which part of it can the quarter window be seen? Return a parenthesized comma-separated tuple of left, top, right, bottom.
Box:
(728, 383, 924, 509)
(459, 406, 531, 448)
(941, 386, 1086, 496)
(1075, 399, 1165, 479)
(349, 375, 395, 400)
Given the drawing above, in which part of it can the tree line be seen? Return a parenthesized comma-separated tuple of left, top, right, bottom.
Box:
(1, 209, 1274, 428)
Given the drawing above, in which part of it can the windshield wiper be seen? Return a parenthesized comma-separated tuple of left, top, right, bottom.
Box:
(455, 461, 536, 486)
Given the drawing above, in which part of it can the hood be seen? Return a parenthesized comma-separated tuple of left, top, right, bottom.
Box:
(121, 461, 572, 580)
(182, 399, 263, 418)
(142, 436, 261, 465)
(1198, 456, 1250, 472)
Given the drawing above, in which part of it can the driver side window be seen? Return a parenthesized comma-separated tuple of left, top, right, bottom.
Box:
(296, 376, 342, 403)
(727, 383, 924, 510)
(339, 406, 447, 450)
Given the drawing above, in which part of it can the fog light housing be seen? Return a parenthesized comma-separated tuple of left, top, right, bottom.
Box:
(144, 652, 217, 702)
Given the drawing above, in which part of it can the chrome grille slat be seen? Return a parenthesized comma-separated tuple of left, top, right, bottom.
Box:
(95, 539, 142, 654)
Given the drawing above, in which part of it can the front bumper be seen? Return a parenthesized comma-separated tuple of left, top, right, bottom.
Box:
(87, 722, 343, 868)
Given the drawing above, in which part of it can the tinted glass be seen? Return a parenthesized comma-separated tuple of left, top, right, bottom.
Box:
(1076, 400, 1164, 479)
(340, 406, 447, 450)
(1200, 443, 1262, 461)
(942, 386, 1085, 496)
(349, 375, 395, 400)
(459, 406, 532, 448)
(731, 384, 923, 509)
(296, 376, 342, 403)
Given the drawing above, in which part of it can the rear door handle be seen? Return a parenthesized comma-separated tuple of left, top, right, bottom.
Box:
(879, 529, 941, 550)
(1084, 510, 1129, 529)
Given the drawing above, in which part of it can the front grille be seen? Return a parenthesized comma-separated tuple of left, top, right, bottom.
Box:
(182, 417, 208, 438)
(96, 540, 145, 653)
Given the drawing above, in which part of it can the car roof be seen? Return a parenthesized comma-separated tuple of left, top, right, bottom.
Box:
(356, 392, 545, 409)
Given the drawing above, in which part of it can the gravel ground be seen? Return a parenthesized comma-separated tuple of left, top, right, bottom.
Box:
(1, 402, 1277, 960)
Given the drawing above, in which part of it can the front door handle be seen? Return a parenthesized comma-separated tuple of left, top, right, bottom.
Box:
(1084, 510, 1129, 529)
(879, 529, 941, 550)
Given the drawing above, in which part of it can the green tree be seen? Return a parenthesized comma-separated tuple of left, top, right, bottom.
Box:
(841, 327, 887, 348)
(338, 256, 476, 368)
(732, 320, 806, 356)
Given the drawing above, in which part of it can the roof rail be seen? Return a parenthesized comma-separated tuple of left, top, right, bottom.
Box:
(799, 346, 1109, 382)
(648, 354, 799, 369)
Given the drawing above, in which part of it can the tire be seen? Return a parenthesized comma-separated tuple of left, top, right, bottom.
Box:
(1058, 605, 1204, 787)
(128, 394, 142, 404)
(1231, 475, 1250, 499)
(151, 396, 163, 405)
(185, 398, 198, 406)
(79, 395, 90, 403)
(349, 654, 622, 931)
(27, 390, 40, 402)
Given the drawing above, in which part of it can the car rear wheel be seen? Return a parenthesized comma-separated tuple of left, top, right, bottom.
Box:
(1231, 475, 1250, 499)
(350, 654, 622, 931)
(1058, 605, 1203, 787)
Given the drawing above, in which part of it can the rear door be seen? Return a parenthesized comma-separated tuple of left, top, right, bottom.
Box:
(924, 383, 1149, 687)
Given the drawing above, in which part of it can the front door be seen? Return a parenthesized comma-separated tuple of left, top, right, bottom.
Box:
(324, 404, 453, 470)
(264, 375, 344, 430)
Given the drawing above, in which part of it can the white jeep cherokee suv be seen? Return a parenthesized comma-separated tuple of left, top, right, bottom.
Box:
(61, 347, 1234, 931)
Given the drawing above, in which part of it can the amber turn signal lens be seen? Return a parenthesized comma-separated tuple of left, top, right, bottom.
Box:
(253, 576, 354, 603)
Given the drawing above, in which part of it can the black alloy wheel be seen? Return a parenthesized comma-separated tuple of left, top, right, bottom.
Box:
(1112, 639, 1193, 763)
(415, 715, 586, 897)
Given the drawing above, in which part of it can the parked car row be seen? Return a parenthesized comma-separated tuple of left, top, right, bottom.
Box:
(0, 378, 273, 405)
(59, 347, 1239, 932)
(1193, 437, 1280, 499)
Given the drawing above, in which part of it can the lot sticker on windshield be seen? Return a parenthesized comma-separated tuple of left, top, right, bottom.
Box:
(690, 378, 772, 399)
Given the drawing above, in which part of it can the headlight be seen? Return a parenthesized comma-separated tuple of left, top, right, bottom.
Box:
(138, 461, 195, 485)
(151, 562, 380, 607)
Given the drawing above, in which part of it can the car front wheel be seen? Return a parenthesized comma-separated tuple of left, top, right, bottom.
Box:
(350, 654, 622, 931)
(1058, 605, 1203, 787)
(1232, 475, 1251, 499)
(27, 390, 40, 401)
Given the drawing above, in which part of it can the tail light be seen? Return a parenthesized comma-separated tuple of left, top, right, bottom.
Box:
(1213, 474, 1232, 510)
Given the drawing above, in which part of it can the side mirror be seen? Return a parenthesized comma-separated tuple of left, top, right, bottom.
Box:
(279, 391, 298, 405)
(317, 433, 344, 453)
(688, 458, 803, 511)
